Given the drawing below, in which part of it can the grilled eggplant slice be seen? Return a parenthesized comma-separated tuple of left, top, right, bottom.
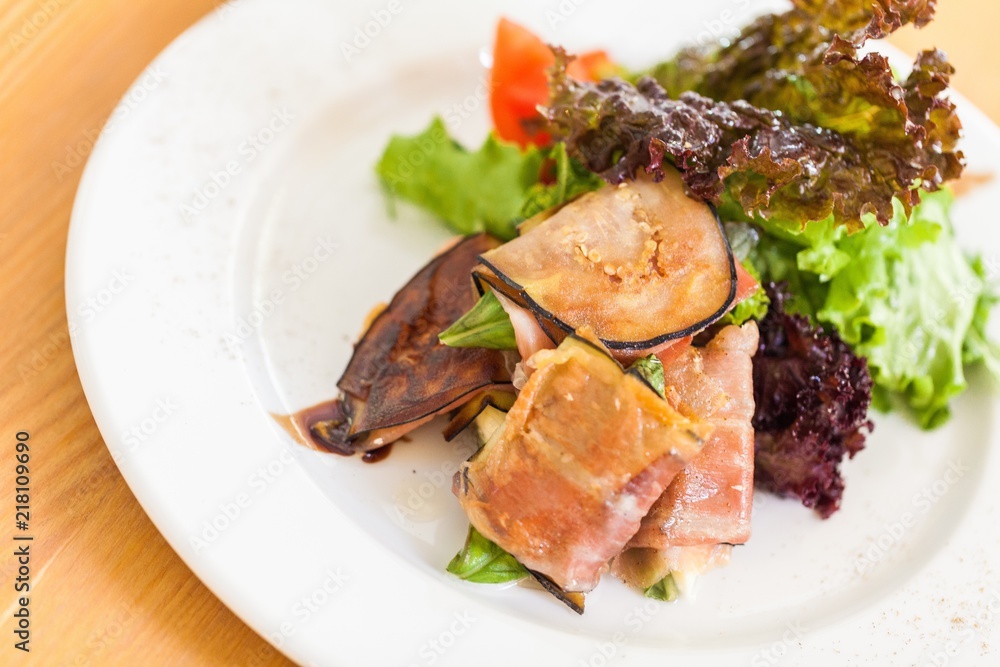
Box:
(528, 570, 586, 615)
(442, 388, 516, 442)
(321, 234, 511, 453)
(454, 331, 711, 593)
(473, 167, 736, 352)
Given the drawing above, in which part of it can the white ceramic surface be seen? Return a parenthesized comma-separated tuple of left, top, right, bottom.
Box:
(66, 1, 1000, 665)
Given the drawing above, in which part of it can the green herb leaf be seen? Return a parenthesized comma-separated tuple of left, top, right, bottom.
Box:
(375, 118, 600, 242)
(439, 291, 517, 350)
(627, 355, 666, 399)
(520, 142, 603, 220)
(447, 525, 528, 584)
(643, 574, 680, 602)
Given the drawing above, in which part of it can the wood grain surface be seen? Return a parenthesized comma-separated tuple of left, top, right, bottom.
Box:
(0, 1, 997, 665)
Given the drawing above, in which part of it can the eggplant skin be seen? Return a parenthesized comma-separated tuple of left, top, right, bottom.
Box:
(336, 234, 511, 446)
(442, 388, 516, 442)
(474, 169, 737, 352)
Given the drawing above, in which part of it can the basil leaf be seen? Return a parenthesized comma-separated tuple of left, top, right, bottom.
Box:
(519, 142, 603, 220)
(447, 525, 528, 584)
(439, 291, 517, 350)
(627, 355, 666, 399)
(643, 574, 680, 602)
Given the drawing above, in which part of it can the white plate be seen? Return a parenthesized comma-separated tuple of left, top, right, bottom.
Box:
(66, 1, 1000, 665)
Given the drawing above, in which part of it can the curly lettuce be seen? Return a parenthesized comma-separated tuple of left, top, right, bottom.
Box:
(548, 0, 962, 232)
(648, 0, 958, 162)
(747, 190, 998, 429)
(546, 53, 961, 232)
(753, 283, 873, 517)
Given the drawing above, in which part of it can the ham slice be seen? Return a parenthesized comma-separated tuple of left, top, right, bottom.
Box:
(454, 333, 711, 592)
(629, 322, 759, 549)
(494, 292, 555, 361)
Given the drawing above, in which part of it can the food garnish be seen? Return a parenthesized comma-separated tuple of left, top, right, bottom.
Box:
(310, 234, 511, 454)
(304, 2, 998, 612)
(456, 332, 709, 597)
(752, 283, 873, 517)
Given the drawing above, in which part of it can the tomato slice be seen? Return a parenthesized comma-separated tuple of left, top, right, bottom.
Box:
(568, 50, 617, 81)
(734, 260, 761, 304)
(490, 18, 615, 148)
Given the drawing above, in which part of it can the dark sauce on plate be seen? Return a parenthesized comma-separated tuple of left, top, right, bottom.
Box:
(361, 444, 394, 463)
(275, 398, 397, 463)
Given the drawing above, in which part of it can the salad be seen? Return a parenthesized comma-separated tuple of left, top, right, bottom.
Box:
(306, 1, 998, 613)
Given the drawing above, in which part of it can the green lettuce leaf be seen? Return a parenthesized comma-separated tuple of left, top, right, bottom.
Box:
(748, 190, 997, 428)
(375, 117, 600, 241)
(962, 257, 1000, 378)
(520, 142, 604, 220)
(447, 525, 528, 584)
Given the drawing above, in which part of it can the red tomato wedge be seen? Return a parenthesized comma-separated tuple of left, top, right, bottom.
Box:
(734, 259, 760, 304)
(490, 18, 615, 148)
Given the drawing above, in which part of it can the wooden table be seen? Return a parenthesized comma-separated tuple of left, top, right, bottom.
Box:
(0, 1, 997, 664)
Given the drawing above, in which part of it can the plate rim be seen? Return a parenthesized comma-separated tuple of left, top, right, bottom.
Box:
(65, 1, 1000, 665)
